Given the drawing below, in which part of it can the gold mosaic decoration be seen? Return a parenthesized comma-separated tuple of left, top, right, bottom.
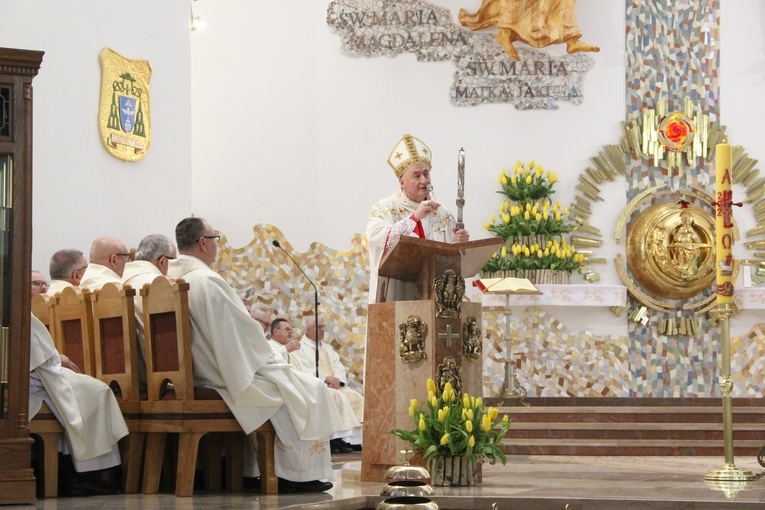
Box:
(213, 224, 369, 387)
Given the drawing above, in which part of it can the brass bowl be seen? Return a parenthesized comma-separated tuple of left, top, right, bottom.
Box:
(384, 465, 430, 481)
(381, 480, 435, 497)
(376, 497, 439, 510)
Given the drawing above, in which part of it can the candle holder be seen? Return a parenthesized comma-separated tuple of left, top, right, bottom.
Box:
(704, 302, 756, 482)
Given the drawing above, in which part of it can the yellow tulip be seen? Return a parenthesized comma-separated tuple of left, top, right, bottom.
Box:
(501, 245, 507, 258)
(537, 250, 543, 258)
(410, 398, 418, 409)
(524, 211, 530, 221)
(483, 222, 491, 230)
(535, 213, 542, 222)
(461, 408, 468, 421)
(529, 160, 536, 169)
(466, 420, 473, 433)
(544, 248, 550, 256)
(490, 214, 496, 224)
(501, 212, 510, 223)
(489, 407, 499, 420)
(475, 397, 483, 408)
(467, 409, 474, 421)
(525, 175, 532, 185)
(563, 206, 569, 215)
(430, 394, 438, 407)
(543, 211, 549, 220)
(468, 435, 475, 448)
(463, 393, 470, 408)
(500, 174, 508, 185)
(510, 175, 517, 185)
(438, 408, 446, 422)
(481, 414, 491, 432)
(427, 378, 436, 394)
(555, 212, 562, 221)
(419, 415, 426, 431)
(524, 246, 530, 257)
(440, 433, 450, 446)
(428, 390, 435, 403)
(443, 382, 453, 399)
(502, 415, 509, 424)
(549, 172, 558, 184)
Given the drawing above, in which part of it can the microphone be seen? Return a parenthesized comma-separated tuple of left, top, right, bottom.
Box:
(426, 184, 434, 201)
(272, 240, 320, 378)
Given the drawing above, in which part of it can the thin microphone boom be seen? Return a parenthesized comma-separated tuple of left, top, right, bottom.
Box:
(272, 240, 320, 378)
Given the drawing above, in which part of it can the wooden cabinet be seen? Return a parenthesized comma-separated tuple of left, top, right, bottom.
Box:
(0, 47, 44, 505)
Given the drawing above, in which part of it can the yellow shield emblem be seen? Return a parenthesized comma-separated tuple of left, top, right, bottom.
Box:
(98, 48, 151, 162)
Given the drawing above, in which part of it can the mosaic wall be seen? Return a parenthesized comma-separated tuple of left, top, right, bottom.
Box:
(621, 0, 724, 396)
(213, 224, 370, 389)
(213, 224, 765, 398)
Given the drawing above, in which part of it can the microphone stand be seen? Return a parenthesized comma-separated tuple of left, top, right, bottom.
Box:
(272, 240, 320, 378)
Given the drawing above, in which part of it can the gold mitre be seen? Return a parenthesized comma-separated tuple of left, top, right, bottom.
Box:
(388, 134, 431, 178)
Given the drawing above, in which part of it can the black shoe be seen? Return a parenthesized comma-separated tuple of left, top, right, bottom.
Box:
(330, 439, 353, 454)
(349, 443, 362, 452)
(243, 476, 261, 491)
(277, 478, 333, 493)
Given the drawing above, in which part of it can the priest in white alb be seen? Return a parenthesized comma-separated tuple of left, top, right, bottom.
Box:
(290, 316, 364, 450)
(121, 233, 178, 384)
(29, 276, 129, 473)
(47, 249, 88, 295)
(79, 236, 131, 291)
(167, 217, 343, 493)
(366, 133, 470, 303)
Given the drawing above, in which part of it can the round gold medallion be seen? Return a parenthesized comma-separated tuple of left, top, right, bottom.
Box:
(626, 201, 715, 300)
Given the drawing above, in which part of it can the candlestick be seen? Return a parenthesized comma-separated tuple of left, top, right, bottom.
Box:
(715, 143, 734, 305)
(456, 148, 465, 231)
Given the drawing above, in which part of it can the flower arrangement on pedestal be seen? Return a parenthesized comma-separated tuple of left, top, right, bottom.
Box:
(390, 378, 511, 486)
(481, 160, 584, 283)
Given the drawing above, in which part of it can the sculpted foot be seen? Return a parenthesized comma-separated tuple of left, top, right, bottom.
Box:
(566, 37, 600, 55)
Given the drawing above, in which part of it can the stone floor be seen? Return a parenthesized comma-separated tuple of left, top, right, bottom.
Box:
(8, 454, 765, 509)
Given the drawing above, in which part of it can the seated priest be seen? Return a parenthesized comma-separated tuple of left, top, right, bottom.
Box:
(79, 236, 131, 291)
(48, 249, 88, 295)
(29, 272, 129, 486)
(366, 133, 470, 303)
(249, 306, 273, 335)
(268, 318, 302, 362)
(121, 233, 178, 384)
(31, 270, 50, 296)
(167, 216, 346, 493)
(290, 316, 364, 452)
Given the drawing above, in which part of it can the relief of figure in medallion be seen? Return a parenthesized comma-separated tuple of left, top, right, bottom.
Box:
(667, 210, 705, 280)
(434, 269, 465, 318)
(462, 316, 483, 362)
(436, 356, 463, 398)
(399, 315, 428, 363)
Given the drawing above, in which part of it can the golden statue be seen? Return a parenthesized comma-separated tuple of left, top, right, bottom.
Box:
(459, 0, 600, 61)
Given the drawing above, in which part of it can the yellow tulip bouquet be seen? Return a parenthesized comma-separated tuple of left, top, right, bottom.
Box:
(481, 160, 583, 276)
(390, 378, 511, 466)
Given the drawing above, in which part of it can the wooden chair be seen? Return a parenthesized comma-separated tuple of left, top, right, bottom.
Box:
(90, 282, 143, 494)
(29, 293, 65, 498)
(138, 276, 276, 496)
(52, 286, 95, 376)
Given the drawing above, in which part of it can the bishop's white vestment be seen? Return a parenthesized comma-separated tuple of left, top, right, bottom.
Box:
(168, 255, 344, 481)
(290, 335, 364, 443)
(366, 188, 457, 303)
(29, 315, 128, 472)
(79, 263, 121, 291)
